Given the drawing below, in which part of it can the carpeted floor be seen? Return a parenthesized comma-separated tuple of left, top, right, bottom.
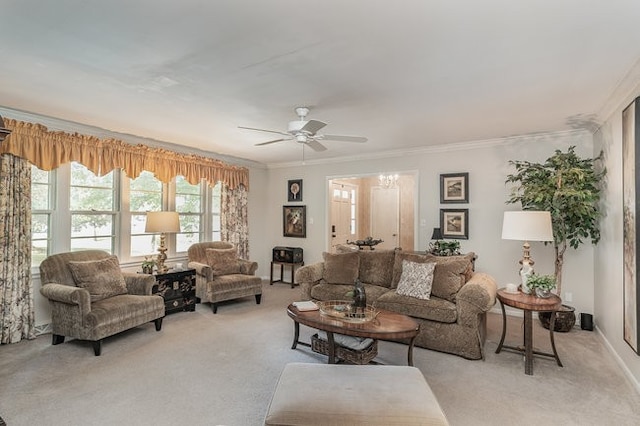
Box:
(1, 282, 640, 425)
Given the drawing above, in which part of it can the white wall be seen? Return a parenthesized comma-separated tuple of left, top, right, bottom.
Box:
(251, 131, 596, 317)
(594, 82, 640, 388)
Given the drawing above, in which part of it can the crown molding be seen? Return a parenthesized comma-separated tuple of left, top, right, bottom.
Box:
(265, 128, 590, 169)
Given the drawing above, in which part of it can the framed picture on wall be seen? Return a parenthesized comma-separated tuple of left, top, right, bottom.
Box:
(283, 205, 306, 238)
(440, 172, 469, 203)
(623, 96, 640, 354)
(440, 208, 469, 239)
(288, 179, 303, 202)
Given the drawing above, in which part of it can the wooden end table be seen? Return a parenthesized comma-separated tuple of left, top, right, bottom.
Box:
(270, 261, 304, 288)
(495, 288, 563, 375)
(287, 303, 420, 366)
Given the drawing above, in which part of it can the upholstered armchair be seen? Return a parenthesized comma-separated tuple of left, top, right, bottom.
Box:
(187, 242, 262, 313)
(39, 250, 165, 356)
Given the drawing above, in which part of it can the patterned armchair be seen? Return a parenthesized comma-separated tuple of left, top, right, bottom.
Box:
(187, 242, 262, 313)
(39, 250, 165, 356)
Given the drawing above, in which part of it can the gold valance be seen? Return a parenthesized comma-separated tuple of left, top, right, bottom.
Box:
(0, 119, 249, 189)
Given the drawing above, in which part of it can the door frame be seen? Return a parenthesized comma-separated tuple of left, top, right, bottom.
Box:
(325, 170, 419, 252)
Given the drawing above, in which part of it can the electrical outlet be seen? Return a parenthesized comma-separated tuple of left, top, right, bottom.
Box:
(564, 292, 573, 302)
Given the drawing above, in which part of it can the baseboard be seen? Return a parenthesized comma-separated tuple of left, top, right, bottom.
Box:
(596, 326, 640, 395)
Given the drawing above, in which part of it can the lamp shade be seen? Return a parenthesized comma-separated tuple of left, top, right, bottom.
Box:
(501, 211, 553, 241)
(431, 227, 443, 240)
(145, 211, 180, 233)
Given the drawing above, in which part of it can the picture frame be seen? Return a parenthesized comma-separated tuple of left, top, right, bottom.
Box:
(440, 172, 469, 204)
(440, 208, 469, 240)
(623, 96, 640, 354)
(288, 179, 303, 202)
(283, 205, 306, 238)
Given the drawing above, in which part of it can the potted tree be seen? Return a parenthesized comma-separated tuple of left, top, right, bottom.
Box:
(505, 146, 606, 331)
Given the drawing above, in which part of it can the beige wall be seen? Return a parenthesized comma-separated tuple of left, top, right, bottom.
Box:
(594, 82, 640, 391)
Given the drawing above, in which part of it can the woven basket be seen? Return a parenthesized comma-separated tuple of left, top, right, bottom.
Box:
(311, 333, 378, 365)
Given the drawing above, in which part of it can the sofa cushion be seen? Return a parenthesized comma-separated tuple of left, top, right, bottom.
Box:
(375, 291, 457, 323)
(68, 255, 128, 302)
(206, 248, 242, 276)
(396, 260, 436, 300)
(392, 251, 436, 288)
(358, 249, 396, 287)
(431, 259, 470, 303)
(323, 251, 360, 285)
(432, 252, 476, 282)
(311, 283, 389, 303)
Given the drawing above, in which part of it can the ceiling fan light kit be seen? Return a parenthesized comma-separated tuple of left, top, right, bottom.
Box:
(239, 106, 367, 153)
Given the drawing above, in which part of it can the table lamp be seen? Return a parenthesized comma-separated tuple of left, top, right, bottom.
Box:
(501, 211, 553, 293)
(145, 211, 180, 273)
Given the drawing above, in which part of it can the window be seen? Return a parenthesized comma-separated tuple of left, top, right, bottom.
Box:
(31, 166, 53, 267)
(175, 176, 203, 252)
(129, 171, 163, 257)
(69, 162, 117, 253)
(211, 182, 221, 241)
(28, 163, 222, 269)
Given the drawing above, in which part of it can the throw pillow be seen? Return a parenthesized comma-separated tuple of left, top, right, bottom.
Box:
(358, 249, 396, 287)
(431, 259, 470, 302)
(205, 248, 243, 276)
(322, 251, 360, 285)
(391, 251, 436, 288)
(395, 260, 436, 300)
(68, 255, 128, 302)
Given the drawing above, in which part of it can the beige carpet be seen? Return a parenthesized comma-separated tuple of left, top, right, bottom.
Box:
(1, 282, 639, 426)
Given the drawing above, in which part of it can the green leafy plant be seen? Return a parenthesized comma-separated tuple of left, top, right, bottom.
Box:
(505, 146, 606, 296)
(526, 273, 556, 292)
(428, 240, 461, 256)
(141, 256, 156, 273)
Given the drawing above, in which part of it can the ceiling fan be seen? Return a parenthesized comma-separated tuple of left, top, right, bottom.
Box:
(238, 107, 367, 152)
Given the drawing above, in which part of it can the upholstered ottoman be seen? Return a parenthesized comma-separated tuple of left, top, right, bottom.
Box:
(264, 363, 449, 426)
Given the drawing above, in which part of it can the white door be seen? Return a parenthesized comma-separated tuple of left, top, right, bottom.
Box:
(371, 187, 399, 250)
(330, 182, 356, 250)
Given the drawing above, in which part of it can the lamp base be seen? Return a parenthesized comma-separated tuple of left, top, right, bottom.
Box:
(156, 241, 168, 274)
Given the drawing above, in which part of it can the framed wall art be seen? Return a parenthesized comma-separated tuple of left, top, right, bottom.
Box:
(623, 96, 640, 354)
(440, 172, 469, 204)
(283, 205, 306, 238)
(288, 179, 303, 202)
(440, 208, 469, 240)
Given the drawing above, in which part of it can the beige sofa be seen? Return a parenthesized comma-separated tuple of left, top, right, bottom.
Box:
(295, 248, 497, 360)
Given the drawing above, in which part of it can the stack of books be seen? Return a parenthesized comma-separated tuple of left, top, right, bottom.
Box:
(292, 300, 319, 311)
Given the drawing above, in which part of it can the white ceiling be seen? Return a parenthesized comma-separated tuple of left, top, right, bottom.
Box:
(2, 0, 640, 166)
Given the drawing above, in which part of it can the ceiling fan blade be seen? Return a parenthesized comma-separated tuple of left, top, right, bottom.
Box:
(300, 119, 326, 134)
(238, 126, 289, 136)
(255, 138, 288, 146)
(306, 140, 328, 152)
(321, 134, 368, 143)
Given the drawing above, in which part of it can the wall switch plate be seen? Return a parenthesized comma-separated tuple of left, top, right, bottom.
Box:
(564, 292, 573, 302)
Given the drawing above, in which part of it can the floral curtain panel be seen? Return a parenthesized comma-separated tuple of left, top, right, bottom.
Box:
(221, 183, 249, 259)
(0, 154, 34, 344)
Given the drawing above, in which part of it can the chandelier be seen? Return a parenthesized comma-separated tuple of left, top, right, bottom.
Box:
(378, 174, 398, 188)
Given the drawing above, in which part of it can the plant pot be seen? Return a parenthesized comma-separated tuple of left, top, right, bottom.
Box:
(538, 304, 576, 332)
(535, 288, 551, 298)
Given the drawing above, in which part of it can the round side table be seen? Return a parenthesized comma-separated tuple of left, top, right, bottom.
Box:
(495, 288, 563, 375)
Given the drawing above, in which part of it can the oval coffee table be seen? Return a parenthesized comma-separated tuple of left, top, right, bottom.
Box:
(287, 303, 420, 366)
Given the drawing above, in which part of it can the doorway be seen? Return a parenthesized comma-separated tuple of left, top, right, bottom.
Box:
(327, 173, 416, 252)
